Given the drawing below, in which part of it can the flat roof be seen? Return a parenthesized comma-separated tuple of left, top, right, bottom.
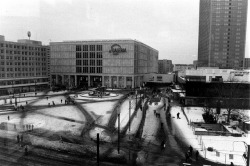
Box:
(50, 39, 158, 52)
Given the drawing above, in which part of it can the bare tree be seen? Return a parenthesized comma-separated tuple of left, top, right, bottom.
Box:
(214, 75, 244, 123)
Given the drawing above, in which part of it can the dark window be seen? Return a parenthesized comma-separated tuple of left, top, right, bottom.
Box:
(82, 67, 88, 73)
(90, 45, 95, 51)
(83, 45, 88, 51)
(97, 45, 102, 51)
(97, 52, 102, 58)
(90, 60, 95, 66)
(76, 45, 82, 51)
(90, 52, 95, 58)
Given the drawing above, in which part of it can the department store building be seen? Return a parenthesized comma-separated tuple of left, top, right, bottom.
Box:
(50, 39, 158, 89)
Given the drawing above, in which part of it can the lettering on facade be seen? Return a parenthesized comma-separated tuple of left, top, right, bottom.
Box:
(109, 44, 126, 55)
(230, 71, 249, 76)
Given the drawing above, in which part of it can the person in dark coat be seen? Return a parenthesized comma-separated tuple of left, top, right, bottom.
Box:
(25, 145, 28, 155)
(17, 135, 20, 143)
(230, 162, 234, 166)
(195, 150, 199, 161)
(177, 112, 180, 119)
(161, 141, 165, 150)
(189, 145, 193, 157)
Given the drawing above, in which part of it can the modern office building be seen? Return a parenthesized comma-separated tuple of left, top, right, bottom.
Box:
(158, 59, 173, 74)
(0, 35, 49, 95)
(198, 0, 248, 69)
(50, 39, 158, 89)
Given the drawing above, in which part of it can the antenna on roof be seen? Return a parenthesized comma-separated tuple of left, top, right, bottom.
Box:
(27, 31, 31, 40)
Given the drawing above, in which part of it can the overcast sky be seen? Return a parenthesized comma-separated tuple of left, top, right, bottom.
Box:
(0, 0, 249, 64)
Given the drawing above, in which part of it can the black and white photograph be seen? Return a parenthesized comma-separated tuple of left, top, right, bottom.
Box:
(0, 0, 249, 165)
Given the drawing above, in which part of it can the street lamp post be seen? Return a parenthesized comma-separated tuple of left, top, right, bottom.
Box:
(34, 79, 37, 95)
(129, 97, 131, 132)
(117, 108, 120, 154)
(12, 81, 14, 98)
(97, 133, 99, 166)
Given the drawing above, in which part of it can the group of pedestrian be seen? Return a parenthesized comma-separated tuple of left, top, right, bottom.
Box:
(22, 124, 34, 131)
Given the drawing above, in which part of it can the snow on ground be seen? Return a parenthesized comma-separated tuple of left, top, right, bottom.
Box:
(171, 106, 249, 165)
(141, 97, 164, 145)
(82, 101, 117, 126)
(89, 127, 112, 142)
(115, 96, 138, 130)
(126, 107, 143, 136)
(184, 107, 204, 123)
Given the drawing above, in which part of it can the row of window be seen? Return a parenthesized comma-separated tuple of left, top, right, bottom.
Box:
(1, 61, 46, 66)
(0, 50, 47, 56)
(0, 43, 47, 51)
(1, 56, 46, 61)
(0, 72, 47, 78)
(76, 45, 103, 52)
(76, 60, 102, 66)
(1, 67, 46, 71)
(76, 67, 102, 73)
(76, 52, 103, 59)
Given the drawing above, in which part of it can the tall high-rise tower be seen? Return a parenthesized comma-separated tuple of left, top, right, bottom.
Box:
(198, 0, 248, 69)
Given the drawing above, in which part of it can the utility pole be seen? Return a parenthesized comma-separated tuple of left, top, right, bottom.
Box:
(97, 133, 99, 166)
(129, 97, 131, 132)
(118, 111, 120, 154)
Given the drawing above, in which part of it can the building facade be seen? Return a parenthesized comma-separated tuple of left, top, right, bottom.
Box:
(198, 0, 248, 69)
(50, 39, 158, 89)
(173, 64, 194, 72)
(244, 58, 250, 69)
(158, 59, 173, 74)
(0, 35, 49, 95)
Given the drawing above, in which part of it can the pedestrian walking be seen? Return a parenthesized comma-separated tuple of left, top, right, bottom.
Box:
(195, 150, 199, 161)
(52, 101, 55, 106)
(8, 116, 9, 121)
(17, 135, 20, 143)
(32, 124, 34, 131)
(26, 101, 28, 105)
(154, 110, 156, 116)
(46, 96, 48, 100)
(161, 141, 165, 150)
(25, 145, 28, 155)
(20, 135, 23, 144)
(26, 124, 28, 130)
(61, 99, 62, 103)
(177, 112, 180, 119)
(189, 145, 193, 157)
(65, 100, 67, 104)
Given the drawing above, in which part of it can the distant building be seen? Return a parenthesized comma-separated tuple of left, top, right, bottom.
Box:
(0, 35, 49, 95)
(50, 39, 158, 89)
(174, 64, 194, 72)
(158, 59, 173, 74)
(244, 58, 250, 69)
(198, 0, 248, 69)
(193, 60, 198, 69)
(178, 68, 250, 108)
